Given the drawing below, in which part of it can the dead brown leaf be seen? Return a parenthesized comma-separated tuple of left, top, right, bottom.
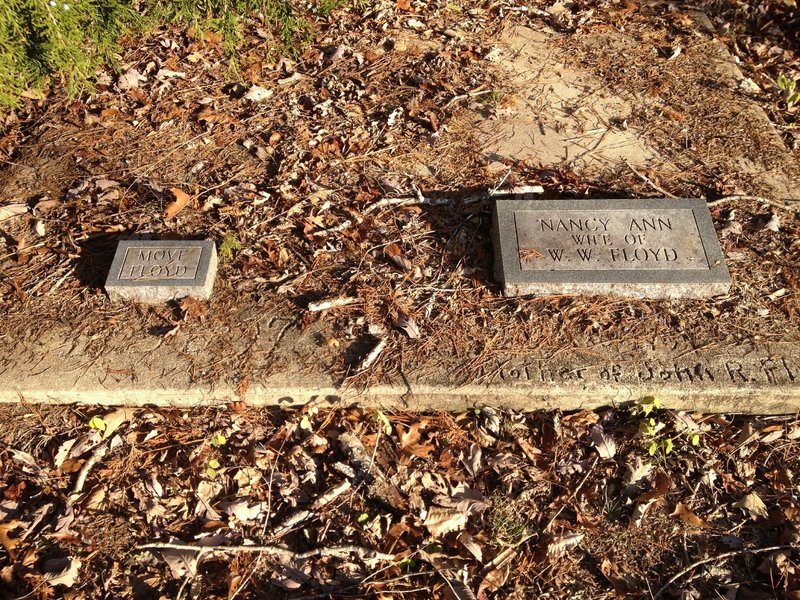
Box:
(590, 425, 616, 458)
(43, 557, 82, 587)
(478, 548, 514, 593)
(181, 296, 206, 320)
(547, 532, 585, 558)
(635, 471, 671, 502)
(164, 187, 193, 220)
(424, 506, 467, 538)
(562, 410, 599, 427)
(398, 422, 435, 458)
(84, 485, 106, 511)
(393, 312, 420, 338)
(671, 502, 712, 528)
(384, 242, 413, 272)
(101, 408, 135, 440)
(734, 492, 769, 519)
(0, 203, 28, 222)
(0, 521, 20, 560)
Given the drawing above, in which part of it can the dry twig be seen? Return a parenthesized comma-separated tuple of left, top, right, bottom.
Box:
(137, 542, 394, 562)
(623, 159, 678, 198)
(653, 544, 798, 599)
(308, 297, 360, 312)
(707, 195, 797, 211)
(70, 444, 107, 500)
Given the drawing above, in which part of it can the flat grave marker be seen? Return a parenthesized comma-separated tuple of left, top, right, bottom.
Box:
(493, 198, 730, 298)
(105, 239, 217, 303)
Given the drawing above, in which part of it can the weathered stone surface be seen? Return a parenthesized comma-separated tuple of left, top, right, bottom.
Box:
(493, 198, 730, 298)
(0, 311, 797, 413)
(105, 240, 217, 303)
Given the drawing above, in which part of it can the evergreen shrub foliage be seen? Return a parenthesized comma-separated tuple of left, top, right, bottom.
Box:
(0, 0, 138, 106)
(0, 0, 310, 107)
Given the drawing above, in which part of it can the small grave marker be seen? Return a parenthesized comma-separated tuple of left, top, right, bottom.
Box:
(492, 198, 730, 298)
(105, 239, 217, 303)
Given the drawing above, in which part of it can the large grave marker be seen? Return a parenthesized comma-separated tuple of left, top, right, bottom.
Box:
(105, 239, 217, 303)
(493, 198, 730, 298)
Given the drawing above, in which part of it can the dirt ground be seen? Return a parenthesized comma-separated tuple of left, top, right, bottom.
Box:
(1, 0, 799, 597)
(0, 0, 799, 389)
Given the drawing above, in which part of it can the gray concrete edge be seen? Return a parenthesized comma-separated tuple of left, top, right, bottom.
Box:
(3, 381, 798, 414)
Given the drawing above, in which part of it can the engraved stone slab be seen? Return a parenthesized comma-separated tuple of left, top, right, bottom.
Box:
(105, 240, 217, 303)
(493, 198, 730, 298)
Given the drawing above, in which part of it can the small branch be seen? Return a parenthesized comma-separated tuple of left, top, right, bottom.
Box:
(491, 185, 545, 196)
(706, 195, 796, 211)
(311, 480, 352, 509)
(272, 480, 353, 539)
(444, 87, 494, 108)
(364, 195, 452, 214)
(489, 168, 513, 195)
(138, 542, 394, 562)
(70, 444, 107, 500)
(312, 219, 354, 238)
(308, 297, 360, 312)
(623, 160, 677, 198)
(653, 544, 798, 599)
(297, 545, 393, 561)
(357, 338, 387, 372)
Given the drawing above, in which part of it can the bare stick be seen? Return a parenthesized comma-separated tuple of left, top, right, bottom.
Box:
(623, 160, 677, 198)
(312, 219, 354, 238)
(272, 480, 353, 539)
(138, 542, 394, 562)
(308, 297, 360, 312)
(70, 445, 107, 499)
(312, 480, 352, 509)
(653, 544, 798, 599)
(357, 338, 387, 372)
(365, 195, 453, 213)
(707, 195, 796, 211)
(444, 87, 495, 108)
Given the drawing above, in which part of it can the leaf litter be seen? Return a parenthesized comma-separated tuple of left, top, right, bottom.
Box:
(1, 403, 798, 598)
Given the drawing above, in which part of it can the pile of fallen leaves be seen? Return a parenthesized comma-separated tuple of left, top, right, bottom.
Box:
(1, 402, 798, 598)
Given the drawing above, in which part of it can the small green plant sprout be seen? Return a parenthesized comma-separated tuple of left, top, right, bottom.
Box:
(398, 556, 416, 573)
(639, 417, 657, 436)
(648, 437, 674, 457)
(777, 74, 800, 109)
(374, 411, 392, 435)
(210, 433, 227, 447)
(603, 487, 625, 522)
(88, 416, 107, 432)
(299, 405, 319, 432)
(206, 458, 221, 478)
(490, 491, 529, 545)
(357, 512, 370, 524)
(219, 232, 242, 261)
(635, 396, 661, 417)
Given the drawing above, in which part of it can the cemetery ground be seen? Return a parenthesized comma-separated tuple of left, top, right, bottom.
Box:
(0, 0, 799, 598)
